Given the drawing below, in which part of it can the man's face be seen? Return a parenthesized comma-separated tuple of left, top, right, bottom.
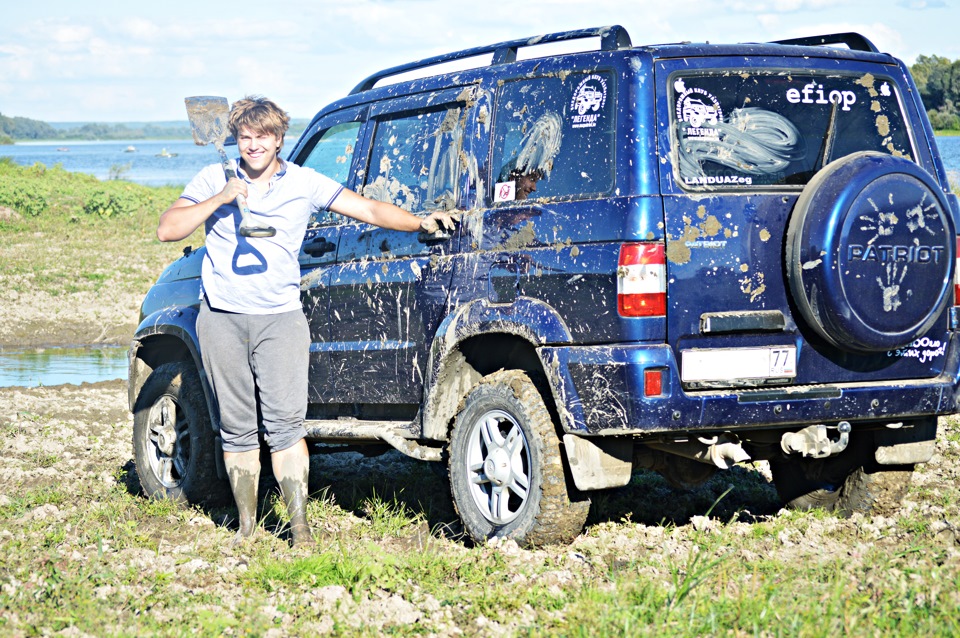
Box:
(237, 126, 281, 175)
(516, 173, 539, 200)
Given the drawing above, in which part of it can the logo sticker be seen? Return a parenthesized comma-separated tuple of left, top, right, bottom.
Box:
(570, 74, 607, 129)
(784, 82, 857, 111)
(674, 78, 722, 138)
(494, 181, 516, 202)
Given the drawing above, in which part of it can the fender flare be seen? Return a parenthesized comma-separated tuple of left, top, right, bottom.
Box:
(129, 306, 218, 434)
(421, 297, 574, 440)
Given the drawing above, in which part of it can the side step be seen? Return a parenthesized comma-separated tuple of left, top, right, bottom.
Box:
(303, 419, 443, 462)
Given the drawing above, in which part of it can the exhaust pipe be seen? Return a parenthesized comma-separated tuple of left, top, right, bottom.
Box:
(644, 434, 751, 470)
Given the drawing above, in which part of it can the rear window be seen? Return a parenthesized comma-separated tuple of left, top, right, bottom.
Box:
(671, 70, 913, 189)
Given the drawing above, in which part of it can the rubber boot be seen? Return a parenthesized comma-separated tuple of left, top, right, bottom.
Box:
(224, 449, 261, 542)
(273, 440, 315, 547)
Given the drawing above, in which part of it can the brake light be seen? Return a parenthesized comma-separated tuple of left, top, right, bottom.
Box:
(955, 237, 960, 305)
(618, 243, 666, 317)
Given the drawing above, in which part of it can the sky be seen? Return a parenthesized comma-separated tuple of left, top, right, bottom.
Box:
(1, 0, 958, 123)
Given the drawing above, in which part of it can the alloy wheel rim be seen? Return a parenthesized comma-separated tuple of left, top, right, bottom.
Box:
(464, 409, 531, 524)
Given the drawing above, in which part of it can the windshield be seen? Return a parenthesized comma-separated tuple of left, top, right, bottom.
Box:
(671, 70, 913, 189)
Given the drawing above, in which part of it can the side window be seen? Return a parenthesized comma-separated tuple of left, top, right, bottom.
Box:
(491, 71, 615, 203)
(362, 106, 463, 214)
(299, 121, 361, 184)
(297, 122, 362, 225)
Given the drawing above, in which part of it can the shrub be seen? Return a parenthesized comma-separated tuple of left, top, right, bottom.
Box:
(0, 178, 48, 217)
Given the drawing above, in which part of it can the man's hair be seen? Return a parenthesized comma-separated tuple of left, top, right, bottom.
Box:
(228, 95, 290, 147)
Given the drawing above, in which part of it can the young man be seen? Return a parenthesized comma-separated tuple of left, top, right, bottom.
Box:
(157, 96, 457, 546)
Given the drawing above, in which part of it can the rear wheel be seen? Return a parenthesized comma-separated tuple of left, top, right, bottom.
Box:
(132, 361, 229, 506)
(770, 431, 912, 516)
(448, 370, 590, 547)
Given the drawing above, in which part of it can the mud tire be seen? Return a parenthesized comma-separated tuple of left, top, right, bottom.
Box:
(133, 361, 229, 506)
(770, 431, 913, 516)
(448, 370, 590, 547)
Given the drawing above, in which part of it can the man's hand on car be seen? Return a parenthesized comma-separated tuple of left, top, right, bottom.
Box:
(420, 211, 461, 234)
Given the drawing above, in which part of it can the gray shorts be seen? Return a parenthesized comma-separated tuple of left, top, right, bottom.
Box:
(197, 302, 309, 454)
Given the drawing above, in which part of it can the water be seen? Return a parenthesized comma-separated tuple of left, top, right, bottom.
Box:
(0, 139, 216, 187)
(0, 346, 128, 388)
(936, 135, 960, 189)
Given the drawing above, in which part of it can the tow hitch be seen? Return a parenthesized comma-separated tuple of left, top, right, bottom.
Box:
(781, 421, 852, 459)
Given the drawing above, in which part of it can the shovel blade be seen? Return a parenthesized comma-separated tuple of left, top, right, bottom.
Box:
(184, 96, 230, 147)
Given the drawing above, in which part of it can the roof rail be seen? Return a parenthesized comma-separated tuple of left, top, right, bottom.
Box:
(772, 32, 879, 53)
(349, 25, 632, 95)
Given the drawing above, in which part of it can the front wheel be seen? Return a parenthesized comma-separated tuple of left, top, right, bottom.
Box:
(132, 361, 229, 506)
(448, 370, 589, 547)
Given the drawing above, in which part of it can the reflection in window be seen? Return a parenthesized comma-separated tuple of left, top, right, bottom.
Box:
(491, 71, 615, 203)
(299, 122, 361, 185)
(298, 121, 362, 226)
(363, 106, 463, 214)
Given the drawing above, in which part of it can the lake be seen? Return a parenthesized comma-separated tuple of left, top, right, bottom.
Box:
(0, 139, 214, 187)
(1, 135, 959, 188)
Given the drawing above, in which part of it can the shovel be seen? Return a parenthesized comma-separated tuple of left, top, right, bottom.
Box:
(184, 96, 276, 238)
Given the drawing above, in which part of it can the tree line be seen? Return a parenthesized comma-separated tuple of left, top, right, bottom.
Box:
(912, 55, 960, 130)
(0, 114, 192, 143)
(0, 113, 309, 144)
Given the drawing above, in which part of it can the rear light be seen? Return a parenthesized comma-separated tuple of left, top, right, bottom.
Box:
(643, 368, 664, 397)
(955, 236, 960, 305)
(618, 243, 666, 317)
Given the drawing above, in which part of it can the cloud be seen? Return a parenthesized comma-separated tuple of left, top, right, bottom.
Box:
(897, 0, 947, 7)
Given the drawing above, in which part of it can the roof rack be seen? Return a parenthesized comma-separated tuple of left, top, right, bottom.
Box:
(349, 25, 632, 95)
(772, 32, 879, 53)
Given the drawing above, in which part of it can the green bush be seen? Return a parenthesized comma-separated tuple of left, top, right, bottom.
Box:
(0, 177, 48, 217)
(0, 157, 181, 223)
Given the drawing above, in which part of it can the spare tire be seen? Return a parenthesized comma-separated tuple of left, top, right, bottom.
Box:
(786, 152, 955, 353)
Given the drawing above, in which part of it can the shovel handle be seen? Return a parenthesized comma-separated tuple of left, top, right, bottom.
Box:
(217, 151, 276, 237)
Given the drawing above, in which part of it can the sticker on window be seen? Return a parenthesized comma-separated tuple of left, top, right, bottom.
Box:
(675, 79, 722, 138)
(570, 74, 607, 129)
(494, 181, 517, 202)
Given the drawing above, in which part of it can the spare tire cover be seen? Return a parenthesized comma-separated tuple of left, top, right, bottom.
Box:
(786, 152, 955, 353)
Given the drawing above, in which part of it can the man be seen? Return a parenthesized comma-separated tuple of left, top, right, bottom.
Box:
(512, 167, 544, 201)
(157, 96, 457, 546)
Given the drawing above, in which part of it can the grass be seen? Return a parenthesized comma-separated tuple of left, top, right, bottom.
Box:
(4, 423, 959, 636)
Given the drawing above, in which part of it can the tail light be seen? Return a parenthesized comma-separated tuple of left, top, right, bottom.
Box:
(618, 243, 666, 317)
(955, 236, 960, 305)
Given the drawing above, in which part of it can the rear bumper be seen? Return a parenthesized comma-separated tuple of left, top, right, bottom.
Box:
(540, 332, 960, 436)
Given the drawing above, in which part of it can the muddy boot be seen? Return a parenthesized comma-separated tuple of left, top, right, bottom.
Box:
(273, 440, 315, 547)
(224, 449, 261, 542)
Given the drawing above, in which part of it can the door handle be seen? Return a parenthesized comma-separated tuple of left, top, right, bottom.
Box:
(303, 238, 336, 257)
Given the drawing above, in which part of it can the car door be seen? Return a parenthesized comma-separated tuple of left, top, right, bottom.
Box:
(326, 88, 474, 408)
(290, 113, 364, 404)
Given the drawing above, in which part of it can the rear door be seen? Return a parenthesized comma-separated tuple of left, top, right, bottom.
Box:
(655, 56, 954, 389)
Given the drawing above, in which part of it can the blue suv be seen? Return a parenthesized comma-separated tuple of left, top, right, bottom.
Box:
(129, 26, 960, 546)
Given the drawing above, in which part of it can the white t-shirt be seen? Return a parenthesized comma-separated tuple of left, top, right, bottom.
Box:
(181, 159, 343, 314)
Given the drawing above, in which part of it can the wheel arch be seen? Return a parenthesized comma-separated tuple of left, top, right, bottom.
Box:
(421, 298, 574, 441)
(129, 306, 217, 434)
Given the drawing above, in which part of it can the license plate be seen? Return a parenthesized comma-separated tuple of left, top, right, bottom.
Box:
(681, 346, 797, 383)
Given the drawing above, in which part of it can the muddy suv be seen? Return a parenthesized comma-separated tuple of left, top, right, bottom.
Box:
(129, 26, 960, 546)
